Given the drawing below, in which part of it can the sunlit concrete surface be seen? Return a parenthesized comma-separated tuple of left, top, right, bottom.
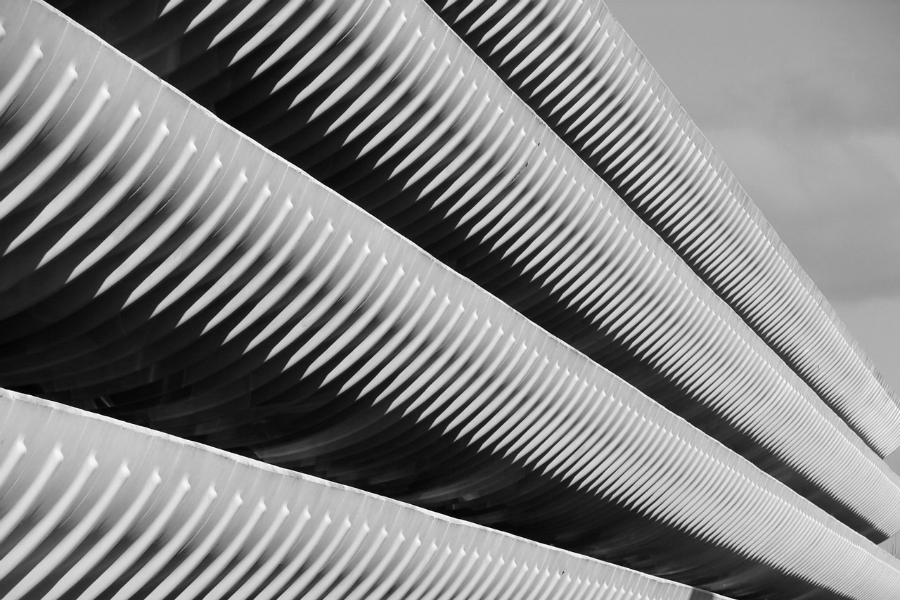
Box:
(425, 0, 900, 456)
(0, 388, 739, 600)
(1, 0, 899, 599)
(12, 0, 900, 541)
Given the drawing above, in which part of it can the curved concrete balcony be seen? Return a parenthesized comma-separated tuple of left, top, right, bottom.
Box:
(427, 0, 900, 457)
(0, 388, 735, 600)
(0, 5, 899, 598)
(31, 0, 900, 538)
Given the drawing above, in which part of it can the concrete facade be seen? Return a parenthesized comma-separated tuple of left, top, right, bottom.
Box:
(0, 0, 898, 598)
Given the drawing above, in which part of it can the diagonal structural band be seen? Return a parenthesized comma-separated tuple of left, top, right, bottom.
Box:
(427, 0, 900, 454)
(25, 0, 900, 538)
(0, 388, 734, 600)
(0, 4, 899, 598)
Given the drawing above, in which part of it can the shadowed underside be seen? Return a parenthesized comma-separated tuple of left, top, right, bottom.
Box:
(0, 388, 736, 600)
(0, 1, 898, 599)
(27, 0, 900, 543)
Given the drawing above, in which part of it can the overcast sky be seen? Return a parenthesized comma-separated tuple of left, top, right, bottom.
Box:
(602, 0, 900, 465)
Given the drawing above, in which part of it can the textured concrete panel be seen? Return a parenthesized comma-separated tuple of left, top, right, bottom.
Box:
(0, 4, 899, 598)
(0, 388, 736, 600)
(34, 0, 900, 539)
(426, 0, 900, 456)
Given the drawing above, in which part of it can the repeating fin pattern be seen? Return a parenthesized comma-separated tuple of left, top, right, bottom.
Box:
(428, 0, 900, 456)
(0, 388, 737, 600)
(0, 2, 898, 600)
(19, 0, 900, 540)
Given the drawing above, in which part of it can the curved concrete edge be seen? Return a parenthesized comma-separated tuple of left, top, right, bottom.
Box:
(427, 0, 900, 454)
(0, 3, 899, 598)
(0, 387, 733, 600)
(30, 0, 900, 529)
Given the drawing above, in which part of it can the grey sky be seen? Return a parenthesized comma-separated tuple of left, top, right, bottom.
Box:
(603, 0, 900, 468)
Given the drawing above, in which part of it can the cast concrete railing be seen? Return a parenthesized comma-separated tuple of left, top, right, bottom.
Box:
(0, 388, 735, 600)
(1, 5, 900, 598)
(426, 0, 900, 456)
(26, 0, 900, 538)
